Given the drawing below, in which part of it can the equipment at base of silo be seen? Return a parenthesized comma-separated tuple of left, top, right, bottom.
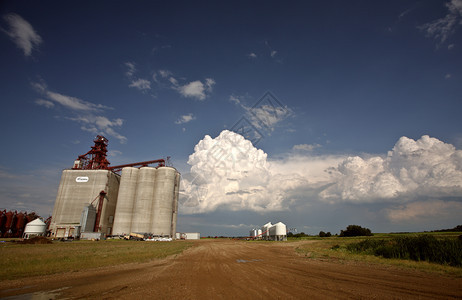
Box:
(124, 232, 145, 240)
(50, 135, 180, 240)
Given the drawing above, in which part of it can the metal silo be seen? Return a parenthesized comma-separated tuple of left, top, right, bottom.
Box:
(151, 167, 177, 237)
(112, 167, 139, 235)
(261, 222, 272, 240)
(131, 167, 157, 233)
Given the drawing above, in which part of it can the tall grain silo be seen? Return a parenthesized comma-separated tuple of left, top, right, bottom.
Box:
(50, 169, 120, 238)
(150, 167, 177, 237)
(50, 135, 178, 239)
(112, 167, 139, 235)
(131, 167, 157, 233)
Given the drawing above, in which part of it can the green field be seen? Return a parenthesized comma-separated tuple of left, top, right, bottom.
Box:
(293, 232, 462, 277)
(0, 239, 193, 281)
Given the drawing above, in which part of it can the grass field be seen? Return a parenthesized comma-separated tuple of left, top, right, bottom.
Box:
(0, 239, 193, 281)
(293, 232, 462, 277)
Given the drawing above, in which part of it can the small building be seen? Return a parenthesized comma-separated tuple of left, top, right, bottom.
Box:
(22, 218, 47, 239)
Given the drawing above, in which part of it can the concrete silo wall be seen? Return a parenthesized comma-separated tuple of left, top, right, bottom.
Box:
(112, 167, 139, 235)
(131, 167, 157, 233)
(50, 170, 120, 237)
(150, 167, 176, 236)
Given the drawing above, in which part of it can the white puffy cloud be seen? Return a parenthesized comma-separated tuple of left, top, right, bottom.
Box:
(180, 130, 342, 214)
(247, 52, 257, 58)
(2, 13, 42, 56)
(176, 78, 215, 100)
(32, 80, 127, 143)
(419, 0, 462, 45)
(321, 135, 462, 202)
(175, 113, 196, 124)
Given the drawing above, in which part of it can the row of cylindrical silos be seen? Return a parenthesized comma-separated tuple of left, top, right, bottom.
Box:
(112, 166, 180, 237)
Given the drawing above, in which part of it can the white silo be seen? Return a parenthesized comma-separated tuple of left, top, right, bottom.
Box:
(268, 222, 287, 241)
(112, 167, 139, 235)
(131, 167, 157, 233)
(23, 218, 47, 239)
(261, 222, 272, 240)
(151, 167, 177, 237)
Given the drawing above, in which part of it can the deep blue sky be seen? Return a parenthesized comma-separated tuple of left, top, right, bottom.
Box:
(1, 1, 461, 236)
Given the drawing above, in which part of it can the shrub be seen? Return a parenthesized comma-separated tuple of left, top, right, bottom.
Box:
(339, 225, 373, 237)
(347, 235, 462, 267)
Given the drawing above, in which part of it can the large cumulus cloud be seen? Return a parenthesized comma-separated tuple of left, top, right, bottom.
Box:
(321, 135, 462, 202)
(180, 132, 462, 219)
(180, 130, 342, 213)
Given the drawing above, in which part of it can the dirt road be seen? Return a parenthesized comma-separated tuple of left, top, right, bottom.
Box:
(1, 239, 461, 299)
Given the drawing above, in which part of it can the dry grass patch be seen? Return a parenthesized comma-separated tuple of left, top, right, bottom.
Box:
(0, 239, 193, 280)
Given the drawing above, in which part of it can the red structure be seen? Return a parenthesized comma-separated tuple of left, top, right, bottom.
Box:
(73, 135, 110, 170)
(72, 135, 166, 173)
(0, 210, 43, 238)
(91, 190, 107, 232)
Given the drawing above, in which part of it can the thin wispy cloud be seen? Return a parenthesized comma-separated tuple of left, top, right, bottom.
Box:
(292, 144, 321, 152)
(2, 13, 42, 57)
(125, 62, 136, 77)
(34, 99, 54, 109)
(419, 0, 462, 45)
(247, 52, 257, 58)
(124, 61, 152, 92)
(32, 80, 127, 143)
(129, 78, 151, 90)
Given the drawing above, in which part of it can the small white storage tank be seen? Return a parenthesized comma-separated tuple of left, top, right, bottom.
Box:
(23, 218, 47, 239)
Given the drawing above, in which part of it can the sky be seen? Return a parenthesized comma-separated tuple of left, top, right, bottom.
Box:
(1, 1, 461, 236)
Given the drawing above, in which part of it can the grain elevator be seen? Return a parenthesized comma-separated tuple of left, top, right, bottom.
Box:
(49, 136, 180, 239)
